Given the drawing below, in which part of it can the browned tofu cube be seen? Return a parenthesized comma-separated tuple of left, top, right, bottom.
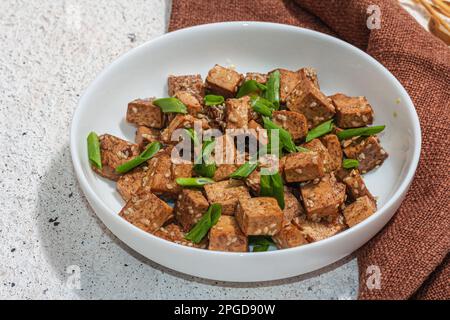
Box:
(204, 180, 251, 215)
(168, 74, 205, 97)
(205, 64, 243, 98)
(127, 98, 164, 129)
(135, 126, 160, 151)
(283, 188, 304, 226)
(213, 164, 238, 181)
(154, 223, 207, 249)
(298, 67, 320, 89)
(272, 110, 308, 141)
(320, 134, 342, 171)
(173, 91, 203, 115)
(331, 93, 374, 128)
(208, 216, 248, 252)
(225, 96, 251, 129)
(160, 114, 209, 143)
(303, 139, 334, 173)
(286, 79, 335, 128)
(244, 72, 267, 84)
(300, 174, 346, 221)
(292, 215, 346, 242)
(271, 68, 301, 104)
(142, 148, 193, 199)
(283, 151, 325, 183)
(343, 136, 388, 173)
(206, 103, 226, 130)
(272, 223, 308, 249)
(245, 169, 261, 195)
(116, 167, 146, 202)
(175, 189, 209, 232)
(236, 197, 283, 236)
(343, 196, 376, 227)
(342, 169, 375, 202)
(119, 191, 173, 233)
(92, 134, 140, 181)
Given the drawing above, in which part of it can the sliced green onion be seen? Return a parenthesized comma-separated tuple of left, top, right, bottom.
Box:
(185, 204, 222, 243)
(194, 140, 217, 178)
(337, 125, 386, 140)
(175, 177, 215, 187)
(342, 159, 360, 169)
(260, 172, 285, 209)
(236, 80, 266, 98)
(305, 120, 334, 142)
(249, 236, 276, 252)
(229, 162, 258, 179)
(251, 96, 274, 117)
(153, 97, 187, 113)
(115, 142, 161, 174)
(204, 94, 224, 106)
(265, 70, 280, 109)
(262, 116, 296, 153)
(87, 132, 102, 169)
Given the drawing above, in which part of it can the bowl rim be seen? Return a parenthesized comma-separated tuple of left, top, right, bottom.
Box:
(70, 21, 422, 258)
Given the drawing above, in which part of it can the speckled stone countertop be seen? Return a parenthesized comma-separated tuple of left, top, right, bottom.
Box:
(0, 0, 358, 299)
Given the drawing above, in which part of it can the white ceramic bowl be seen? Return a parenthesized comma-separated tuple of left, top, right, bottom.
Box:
(70, 22, 421, 282)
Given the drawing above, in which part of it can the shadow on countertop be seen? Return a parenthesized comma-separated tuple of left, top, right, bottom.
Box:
(36, 143, 356, 299)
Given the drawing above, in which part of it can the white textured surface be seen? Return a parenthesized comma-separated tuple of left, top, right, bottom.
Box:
(0, 0, 358, 299)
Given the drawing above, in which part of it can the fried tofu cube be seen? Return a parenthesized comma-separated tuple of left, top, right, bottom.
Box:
(286, 79, 335, 128)
(245, 169, 261, 195)
(116, 167, 146, 202)
(213, 164, 238, 181)
(205, 64, 243, 98)
(119, 191, 173, 233)
(173, 91, 203, 115)
(211, 134, 238, 181)
(204, 180, 251, 215)
(331, 94, 374, 128)
(343, 136, 388, 173)
(283, 151, 325, 183)
(272, 223, 308, 249)
(225, 96, 251, 129)
(175, 189, 209, 232)
(320, 134, 342, 171)
(300, 174, 346, 221)
(92, 134, 140, 181)
(127, 98, 164, 129)
(143, 148, 193, 199)
(343, 196, 376, 227)
(271, 68, 302, 104)
(208, 216, 248, 252)
(298, 67, 320, 89)
(244, 72, 267, 84)
(236, 197, 283, 236)
(160, 114, 209, 143)
(135, 126, 160, 151)
(272, 110, 308, 141)
(342, 169, 375, 202)
(283, 188, 304, 226)
(292, 215, 346, 242)
(168, 74, 205, 97)
(154, 223, 207, 249)
(303, 139, 334, 173)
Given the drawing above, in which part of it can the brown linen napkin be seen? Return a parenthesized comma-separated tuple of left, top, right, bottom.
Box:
(169, 0, 450, 300)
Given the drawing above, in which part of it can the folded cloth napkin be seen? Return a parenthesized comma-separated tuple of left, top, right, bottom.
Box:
(169, 0, 450, 300)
